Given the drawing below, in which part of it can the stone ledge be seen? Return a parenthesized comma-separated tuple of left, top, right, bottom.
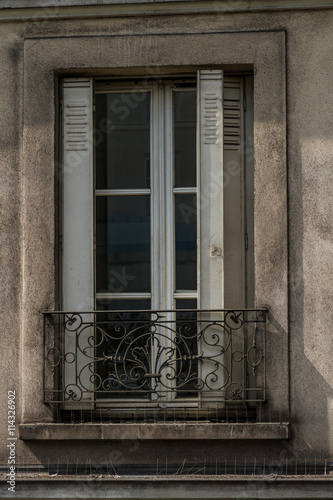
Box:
(0, 0, 332, 23)
(2, 477, 333, 500)
(19, 422, 289, 440)
(1, 0, 333, 10)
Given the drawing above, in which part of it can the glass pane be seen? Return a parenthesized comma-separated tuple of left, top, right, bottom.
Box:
(96, 298, 151, 312)
(95, 299, 151, 399)
(176, 299, 198, 398)
(174, 91, 196, 188)
(95, 92, 150, 190)
(175, 194, 197, 291)
(176, 298, 197, 311)
(96, 196, 151, 294)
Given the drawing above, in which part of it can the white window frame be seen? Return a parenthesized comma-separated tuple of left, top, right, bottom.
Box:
(61, 71, 254, 410)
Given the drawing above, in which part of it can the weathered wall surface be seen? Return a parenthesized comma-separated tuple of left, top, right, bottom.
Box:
(0, 3, 332, 469)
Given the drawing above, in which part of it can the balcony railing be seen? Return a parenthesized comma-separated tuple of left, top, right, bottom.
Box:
(43, 309, 266, 414)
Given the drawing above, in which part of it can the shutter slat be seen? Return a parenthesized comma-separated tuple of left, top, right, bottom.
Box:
(223, 78, 242, 147)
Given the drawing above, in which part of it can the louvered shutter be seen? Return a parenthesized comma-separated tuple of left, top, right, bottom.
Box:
(223, 77, 247, 401)
(198, 72, 246, 310)
(197, 72, 247, 402)
(62, 78, 94, 408)
(223, 77, 246, 309)
(197, 70, 224, 310)
(197, 70, 225, 399)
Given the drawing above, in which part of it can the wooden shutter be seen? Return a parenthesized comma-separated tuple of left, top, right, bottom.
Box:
(223, 77, 248, 402)
(198, 73, 246, 310)
(197, 70, 225, 400)
(197, 72, 248, 404)
(197, 70, 224, 311)
(62, 78, 94, 408)
(223, 77, 246, 309)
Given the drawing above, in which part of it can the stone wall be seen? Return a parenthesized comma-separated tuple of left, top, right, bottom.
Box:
(0, 1, 332, 471)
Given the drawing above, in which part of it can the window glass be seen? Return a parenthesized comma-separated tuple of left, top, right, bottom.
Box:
(175, 193, 197, 291)
(95, 92, 150, 190)
(96, 196, 151, 294)
(173, 91, 196, 188)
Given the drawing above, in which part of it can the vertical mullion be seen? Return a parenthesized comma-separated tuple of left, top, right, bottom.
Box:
(164, 84, 176, 403)
(151, 85, 166, 402)
(159, 85, 167, 310)
(150, 87, 159, 402)
(196, 82, 201, 317)
(151, 87, 160, 311)
(165, 84, 174, 312)
(196, 81, 202, 408)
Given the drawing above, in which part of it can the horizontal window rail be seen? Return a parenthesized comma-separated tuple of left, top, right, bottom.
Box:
(43, 309, 267, 413)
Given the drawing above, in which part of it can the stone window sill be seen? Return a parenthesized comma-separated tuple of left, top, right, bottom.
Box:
(19, 422, 289, 440)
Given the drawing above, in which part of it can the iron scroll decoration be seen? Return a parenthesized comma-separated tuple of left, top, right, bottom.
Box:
(44, 310, 266, 404)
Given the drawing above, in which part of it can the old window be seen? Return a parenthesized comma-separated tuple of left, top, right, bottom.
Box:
(45, 70, 265, 417)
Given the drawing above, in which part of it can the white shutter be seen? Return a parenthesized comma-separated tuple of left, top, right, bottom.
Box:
(197, 74, 248, 404)
(223, 77, 245, 309)
(197, 70, 224, 311)
(62, 78, 94, 408)
(223, 77, 247, 402)
(197, 70, 225, 401)
(197, 73, 246, 310)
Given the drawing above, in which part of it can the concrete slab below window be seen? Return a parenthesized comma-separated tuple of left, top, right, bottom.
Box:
(19, 422, 289, 440)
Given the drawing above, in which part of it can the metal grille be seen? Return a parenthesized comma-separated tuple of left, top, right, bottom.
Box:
(2, 459, 333, 478)
(43, 309, 266, 417)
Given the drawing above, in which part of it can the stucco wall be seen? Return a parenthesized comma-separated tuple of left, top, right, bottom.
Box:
(0, 3, 332, 471)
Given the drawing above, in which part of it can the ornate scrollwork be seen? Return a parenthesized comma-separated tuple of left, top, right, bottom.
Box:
(43, 309, 266, 405)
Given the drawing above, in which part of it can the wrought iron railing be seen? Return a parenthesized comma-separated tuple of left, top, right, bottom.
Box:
(43, 309, 266, 414)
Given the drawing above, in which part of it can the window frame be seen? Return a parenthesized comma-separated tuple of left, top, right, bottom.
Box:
(58, 72, 257, 412)
(20, 30, 289, 432)
(93, 80, 199, 314)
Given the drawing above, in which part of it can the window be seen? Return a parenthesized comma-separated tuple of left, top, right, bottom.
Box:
(47, 70, 265, 416)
